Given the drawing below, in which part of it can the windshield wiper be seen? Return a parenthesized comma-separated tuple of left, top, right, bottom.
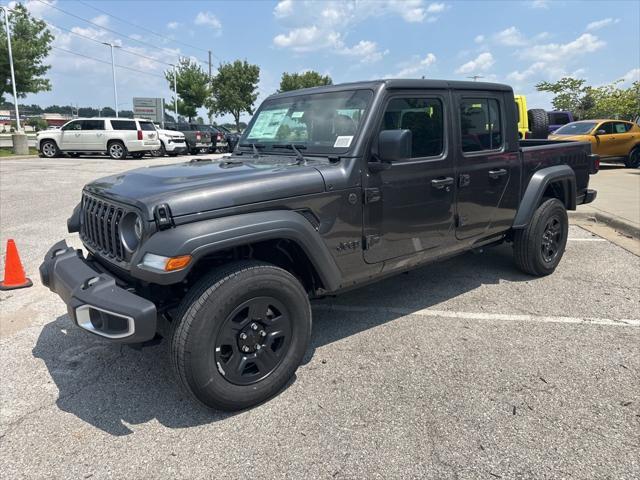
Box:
(238, 143, 265, 158)
(272, 143, 308, 165)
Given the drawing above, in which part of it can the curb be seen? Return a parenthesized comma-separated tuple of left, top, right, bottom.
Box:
(0, 154, 39, 160)
(570, 211, 640, 240)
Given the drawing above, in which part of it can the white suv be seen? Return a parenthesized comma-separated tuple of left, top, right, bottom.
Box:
(37, 118, 161, 160)
(150, 125, 188, 157)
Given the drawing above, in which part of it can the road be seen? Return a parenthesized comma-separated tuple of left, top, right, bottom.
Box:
(1, 155, 639, 479)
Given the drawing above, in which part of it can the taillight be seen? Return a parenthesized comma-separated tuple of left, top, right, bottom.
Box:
(196, 131, 201, 141)
(137, 130, 143, 140)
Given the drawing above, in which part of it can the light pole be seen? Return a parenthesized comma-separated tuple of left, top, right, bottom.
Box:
(102, 42, 121, 117)
(1, 6, 21, 131)
(169, 63, 178, 120)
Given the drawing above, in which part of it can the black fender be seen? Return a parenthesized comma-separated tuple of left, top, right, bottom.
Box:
(512, 165, 576, 229)
(130, 210, 342, 290)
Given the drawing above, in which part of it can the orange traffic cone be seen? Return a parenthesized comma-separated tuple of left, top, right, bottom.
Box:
(0, 239, 33, 290)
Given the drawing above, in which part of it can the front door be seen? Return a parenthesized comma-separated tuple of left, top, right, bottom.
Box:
(454, 94, 519, 240)
(59, 120, 82, 150)
(363, 93, 455, 264)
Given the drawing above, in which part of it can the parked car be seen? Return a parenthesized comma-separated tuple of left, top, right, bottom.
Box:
(37, 118, 161, 160)
(40, 79, 598, 411)
(151, 125, 188, 157)
(164, 122, 212, 154)
(514, 94, 548, 139)
(547, 111, 574, 133)
(549, 119, 640, 168)
(217, 124, 240, 151)
(195, 124, 228, 153)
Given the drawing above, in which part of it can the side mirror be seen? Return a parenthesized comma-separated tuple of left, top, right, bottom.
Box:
(369, 129, 412, 173)
(595, 129, 606, 135)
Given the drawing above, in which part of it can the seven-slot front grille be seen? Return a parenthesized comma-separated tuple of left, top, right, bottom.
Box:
(80, 193, 127, 261)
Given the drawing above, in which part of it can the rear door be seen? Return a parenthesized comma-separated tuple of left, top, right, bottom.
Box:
(363, 92, 455, 264)
(454, 92, 519, 240)
(612, 121, 636, 156)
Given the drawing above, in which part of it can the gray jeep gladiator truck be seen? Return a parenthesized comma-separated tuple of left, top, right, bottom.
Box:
(40, 80, 598, 411)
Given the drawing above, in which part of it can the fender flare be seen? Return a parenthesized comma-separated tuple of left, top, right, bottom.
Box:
(130, 210, 342, 290)
(512, 165, 576, 229)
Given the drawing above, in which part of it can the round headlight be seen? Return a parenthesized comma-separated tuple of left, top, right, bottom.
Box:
(120, 212, 143, 252)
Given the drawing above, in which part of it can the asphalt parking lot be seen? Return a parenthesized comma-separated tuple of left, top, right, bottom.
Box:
(1, 155, 639, 479)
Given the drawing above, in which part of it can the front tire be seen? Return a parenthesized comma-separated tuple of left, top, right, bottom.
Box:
(170, 261, 312, 411)
(40, 140, 59, 158)
(513, 198, 568, 276)
(108, 141, 127, 160)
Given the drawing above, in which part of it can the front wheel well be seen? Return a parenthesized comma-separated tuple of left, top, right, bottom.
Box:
(185, 239, 323, 296)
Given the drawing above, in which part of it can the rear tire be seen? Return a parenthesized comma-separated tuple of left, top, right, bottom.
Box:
(40, 140, 59, 158)
(624, 147, 639, 168)
(170, 260, 312, 411)
(527, 109, 549, 139)
(513, 198, 568, 276)
(108, 141, 127, 160)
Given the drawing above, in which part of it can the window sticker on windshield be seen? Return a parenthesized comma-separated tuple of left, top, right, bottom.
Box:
(291, 111, 304, 118)
(247, 108, 289, 139)
(334, 136, 353, 148)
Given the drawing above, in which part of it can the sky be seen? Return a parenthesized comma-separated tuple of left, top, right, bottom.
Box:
(6, 0, 640, 122)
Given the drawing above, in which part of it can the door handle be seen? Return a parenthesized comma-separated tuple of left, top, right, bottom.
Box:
(488, 168, 507, 179)
(431, 177, 454, 189)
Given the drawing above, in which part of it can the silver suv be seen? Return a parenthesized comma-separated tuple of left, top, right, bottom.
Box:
(37, 118, 161, 160)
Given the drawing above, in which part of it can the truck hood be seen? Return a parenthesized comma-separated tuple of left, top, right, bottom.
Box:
(85, 157, 327, 218)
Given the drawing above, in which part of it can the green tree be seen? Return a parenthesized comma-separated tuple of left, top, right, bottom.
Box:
(586, 81, 640, 120)
(26, 116, 47, 131)
(164, 57, 210, 122)
(279, 71, 333, 92)
(535, 77, 591, 119)
(0, 4, 53, 102)
(208, 60, 260, 131)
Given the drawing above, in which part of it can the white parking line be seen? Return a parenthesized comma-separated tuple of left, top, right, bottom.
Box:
(314, 304, 640, 327)
(567, 238, 607, 242)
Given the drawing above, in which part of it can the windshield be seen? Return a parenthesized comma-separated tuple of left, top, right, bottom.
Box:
(241, 89, 373, 154)
(554, 122, 597, 135)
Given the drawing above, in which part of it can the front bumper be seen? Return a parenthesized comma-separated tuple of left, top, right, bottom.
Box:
(39, 240, 157, 343)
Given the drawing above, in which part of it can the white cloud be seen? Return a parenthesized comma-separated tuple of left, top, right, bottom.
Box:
(507, 62, 546, 82)
(522, 33, 605, 63)
(493, 27, 526, 46)
(392, 53, 437, 78)
(586, 18, 620, 31)
(194, 11, 222, 31)
(272, 1, 449, 55)
(530, 0, 550, 9)
(621, 68, 640, 85)
(91, 14, 109, 28)
(456, 52, 494, 75)
(474, 34, 485, 44)
(339, 40, 388, 63)
(167, 21, 181, 30)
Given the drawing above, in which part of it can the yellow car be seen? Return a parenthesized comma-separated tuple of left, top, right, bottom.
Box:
(549, 119, 640, 168)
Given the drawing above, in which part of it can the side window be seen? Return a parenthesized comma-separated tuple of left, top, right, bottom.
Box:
(460, 98, 503, 153)
(110, 120, 137, 130)
(598, 122, 614, 134)
(80, 120, 104, 131)
(614, 122, 631, 133)
(139, 122, 156, 131)
(381, 97, 444, 158)
(62, 121, 81, 131)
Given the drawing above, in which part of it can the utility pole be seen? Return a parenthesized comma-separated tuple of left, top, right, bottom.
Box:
(208, 50, 213, 124)
(170, 63, 178, 121)
(1, 6, 21, 131)
(103, 42, 120, 117)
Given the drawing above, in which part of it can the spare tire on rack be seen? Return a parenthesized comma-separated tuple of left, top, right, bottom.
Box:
(527, 109, 549, 139)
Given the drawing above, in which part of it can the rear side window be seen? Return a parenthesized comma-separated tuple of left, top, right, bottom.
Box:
(613, 122, 632, 133)
(460, 98, 503, 153)
(139, 122, 156, 131)
(110, 120, 137, 130)
(80, 120, 104, 130)
(381, 97, 444, 158)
